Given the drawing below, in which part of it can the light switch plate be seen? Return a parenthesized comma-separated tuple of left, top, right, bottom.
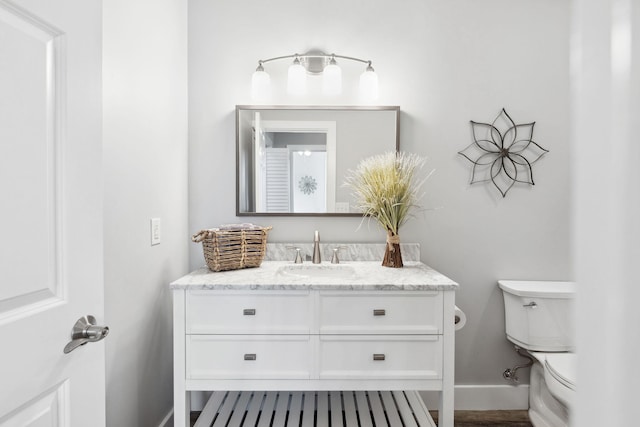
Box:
(150, 218, 161, 245)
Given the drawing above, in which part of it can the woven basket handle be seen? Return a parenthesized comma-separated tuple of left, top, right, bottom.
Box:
(192, 229, 215, 243)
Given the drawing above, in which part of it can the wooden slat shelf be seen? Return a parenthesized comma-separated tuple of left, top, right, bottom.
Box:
(194, 390, 436, 427)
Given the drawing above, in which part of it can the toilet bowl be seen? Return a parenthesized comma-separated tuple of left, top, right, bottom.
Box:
(498, 280, 576, 427)
(543, 353, 576, 407)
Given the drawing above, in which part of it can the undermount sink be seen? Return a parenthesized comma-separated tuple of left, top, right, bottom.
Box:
(275, 263, 358, 279)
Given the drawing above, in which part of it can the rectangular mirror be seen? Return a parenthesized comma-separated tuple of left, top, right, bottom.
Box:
(236, 105, 400, 216)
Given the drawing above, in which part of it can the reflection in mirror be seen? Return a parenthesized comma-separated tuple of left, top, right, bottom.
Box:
(236, 106, 399, 216)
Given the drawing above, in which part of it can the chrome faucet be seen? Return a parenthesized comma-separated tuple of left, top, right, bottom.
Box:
(312, 230, 321, 264)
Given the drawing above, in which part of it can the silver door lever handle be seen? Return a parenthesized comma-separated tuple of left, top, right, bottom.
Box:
(63, 315, 109, 354)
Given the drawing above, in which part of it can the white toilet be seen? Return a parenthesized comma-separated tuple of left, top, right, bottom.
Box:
(498, 280, 576, 427)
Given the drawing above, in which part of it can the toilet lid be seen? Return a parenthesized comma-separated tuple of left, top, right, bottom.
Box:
(544, 353, 576, 390)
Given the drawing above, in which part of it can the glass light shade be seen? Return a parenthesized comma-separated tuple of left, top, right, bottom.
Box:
(251, 69, 271, 101)
(287, 62, 307, 95)
(359, 69, 379, 101)
(322, 63, 342, 96)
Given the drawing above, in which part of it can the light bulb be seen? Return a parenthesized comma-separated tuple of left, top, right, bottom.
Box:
(322, 57, 342, 96)
(251, 65, 271, 101)
(359, 64, 379, 101)
(287, 57, 307, 95)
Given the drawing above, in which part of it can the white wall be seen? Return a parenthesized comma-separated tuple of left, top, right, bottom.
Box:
(189, 0, 571, 408)
(103, 0, 188, 425)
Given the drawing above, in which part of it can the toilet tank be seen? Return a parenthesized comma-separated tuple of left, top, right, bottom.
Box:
(498, 280, 576, 352)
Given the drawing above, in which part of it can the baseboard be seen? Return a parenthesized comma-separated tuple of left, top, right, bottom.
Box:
(190, 391, 211, 411)
(158, 408, 174, 427)
(421, 384, 530, 410)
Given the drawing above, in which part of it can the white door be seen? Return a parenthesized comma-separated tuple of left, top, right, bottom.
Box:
(0, 0, 104, 426)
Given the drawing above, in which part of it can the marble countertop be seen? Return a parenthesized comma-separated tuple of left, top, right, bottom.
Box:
(170, 261, 458, 291)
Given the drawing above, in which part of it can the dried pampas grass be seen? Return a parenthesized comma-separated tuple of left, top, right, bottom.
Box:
(344, 151, 431, 267)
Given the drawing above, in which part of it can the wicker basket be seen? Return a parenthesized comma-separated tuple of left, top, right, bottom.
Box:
(192, 226, 272, 272)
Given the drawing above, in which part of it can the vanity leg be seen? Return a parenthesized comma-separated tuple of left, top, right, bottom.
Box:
(173, 289, 189, 427)
(438, 388, 454, 427)
(438, 291, 456, 427)
(174, 391, 191, 427)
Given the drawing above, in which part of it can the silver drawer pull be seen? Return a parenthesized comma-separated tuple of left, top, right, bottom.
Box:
(373, 309, 386, 316)
(244, 353, 256, 361)
(243, 309, 256, 316)
(373, 354, 386, 361)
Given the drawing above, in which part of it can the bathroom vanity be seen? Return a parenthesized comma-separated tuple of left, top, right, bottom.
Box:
(172, 260, 458, 427)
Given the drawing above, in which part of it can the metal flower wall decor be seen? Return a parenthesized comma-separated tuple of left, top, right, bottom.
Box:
(298, 175, 317, 195)
(458, 108, 549, 197)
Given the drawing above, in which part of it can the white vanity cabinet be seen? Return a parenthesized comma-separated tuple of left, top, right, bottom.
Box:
(316, 291, 444, 382)
(172, 261, 457, 427)
(185, 291, 313, 381)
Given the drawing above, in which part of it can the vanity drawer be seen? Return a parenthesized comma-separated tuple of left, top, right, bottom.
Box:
(186, 290, 311, 334)
(186, 335, 311, 380)
(318, 291, 442, 334)
(318, 335, 442, 380)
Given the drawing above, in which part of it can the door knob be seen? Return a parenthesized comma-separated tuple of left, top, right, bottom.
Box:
(63, 315, 109, 354)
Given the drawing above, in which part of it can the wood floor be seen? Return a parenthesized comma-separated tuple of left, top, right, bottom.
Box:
(191, 410, 533, 426)
(431, 411, 532, 427)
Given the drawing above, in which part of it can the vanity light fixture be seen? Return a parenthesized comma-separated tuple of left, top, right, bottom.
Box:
(251, 50, 379, 101)
(287, 55, 307, 95)
(322, 55, 342, 96)
(251, 63, 271, 100)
